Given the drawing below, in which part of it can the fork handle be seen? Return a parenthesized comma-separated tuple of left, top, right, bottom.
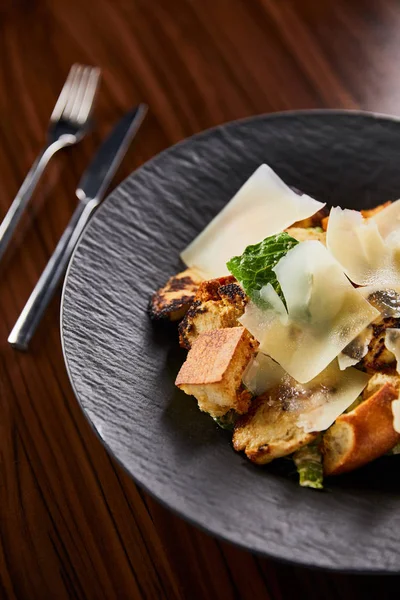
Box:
(8, 198, 97, 351)
(0, 141, 64, 262)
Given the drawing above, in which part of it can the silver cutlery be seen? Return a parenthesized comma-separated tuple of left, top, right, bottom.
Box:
(0, 64, 100, 262)
(8, 104, 148, 351)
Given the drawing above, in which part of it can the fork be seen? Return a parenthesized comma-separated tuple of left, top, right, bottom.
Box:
(0, 64, 100, 262)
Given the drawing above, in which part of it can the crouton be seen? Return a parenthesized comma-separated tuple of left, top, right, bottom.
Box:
(175, 327, 258, 418)
(149, 268, 203, 321)
(179, 276, 247, 349)
(361, 201, 391, 218)
(322, 382, 400, 476)
(233, 389, 318, 464)
(285, 227, 326, 244)
(363, 372, 400, 399)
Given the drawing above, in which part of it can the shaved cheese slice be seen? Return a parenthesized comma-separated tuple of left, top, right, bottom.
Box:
(327, 206, 400, 285)
(336, 285, 400, 371)
(242, 353, 285, 396)
(239, 292, 280, 343)
(296, 362, 369, 433)
(357, 285, 400, 317)
(242, 353, 369, 433)
(337, 327, 373, 371)
(259, 283, 287, 318)
(181, 164, 325, 278)
(373, 199, 400, 239)
(337, 353, 359, 370)
(392, 399, 400, 434)
(385, 328, 400, 374)
(240, 241, 379, 383)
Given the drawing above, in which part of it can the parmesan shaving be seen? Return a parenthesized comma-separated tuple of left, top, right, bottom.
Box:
(337, 327, 373, 371)
(337, 286, 400, 370)
(240, 241, 379, 383)
(296, 363, 369, 433)
(242, 354, 369, 433)
(392, 399, 400, 434)
(357, 286, 400, 317)
(373, 199, 400, 239)
(242, 353, 285, 396)
(326, 205, 400, 286)
(385, 328, 400, 374)
(337, 353, 360, 370)
(181, 164, 325, 278)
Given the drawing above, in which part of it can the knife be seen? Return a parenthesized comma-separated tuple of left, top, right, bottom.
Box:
(8, 104, 148, 351)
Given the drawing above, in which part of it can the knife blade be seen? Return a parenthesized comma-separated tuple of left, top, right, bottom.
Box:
(8, 104, 148, 350)
(77, 103, 147, 203)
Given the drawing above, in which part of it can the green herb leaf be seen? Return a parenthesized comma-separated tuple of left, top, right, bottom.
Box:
(388, 442, 400, 455)
(293, 439, 324, 490)
(226, 233, 298, 304)
(345, 394, 364, 413)
(213, 410, 238, 431)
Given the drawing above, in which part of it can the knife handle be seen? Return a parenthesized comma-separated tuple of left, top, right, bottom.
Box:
(8, 199, 97, 351)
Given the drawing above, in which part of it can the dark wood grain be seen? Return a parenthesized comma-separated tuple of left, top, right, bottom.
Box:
(1, 0, 400, 597)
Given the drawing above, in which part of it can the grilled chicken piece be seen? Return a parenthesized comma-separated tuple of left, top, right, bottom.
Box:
(322, 382, 400, 476)
(233, 388, 318, 464)
(149, 268, 204, 322)
(175, 327, 258, 418)
(359, 316, 400, 373)
(178, 276, 247, 349)
(285, 226, 326, 244)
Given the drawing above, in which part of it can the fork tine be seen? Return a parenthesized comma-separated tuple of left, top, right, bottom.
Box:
(62, 64, 84, 121)
(50, 64, 78, 123)
(76, 67, 101, 125)
(69, 66, 91, 123)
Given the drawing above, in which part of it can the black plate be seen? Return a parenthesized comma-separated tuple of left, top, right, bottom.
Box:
(61, 111, 400, 573)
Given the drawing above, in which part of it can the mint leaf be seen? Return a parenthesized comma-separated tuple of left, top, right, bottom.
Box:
(226, 233, 298, 304)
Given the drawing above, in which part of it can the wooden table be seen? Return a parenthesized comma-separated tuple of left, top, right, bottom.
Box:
(1, 1, 400, 598)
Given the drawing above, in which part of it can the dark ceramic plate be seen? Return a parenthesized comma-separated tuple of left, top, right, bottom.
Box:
(61, 111, 400, 573)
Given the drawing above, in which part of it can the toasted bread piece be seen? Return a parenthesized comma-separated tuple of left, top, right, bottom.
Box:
(321, 216, 329, 231)
(176, 327, 258, 417)
(322, 383, 400, 476)
(361, 201, 391, 218)
(285, 226, 326, 244)
(179, 276, 247, 349)
(363, 372, 400, 399)
(233, 390, 318, 465)
(149, 268, 204, 321)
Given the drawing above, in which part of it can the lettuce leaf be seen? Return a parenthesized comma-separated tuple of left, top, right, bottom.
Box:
(293, 439, 324, 489)
(226, 233, 298, 305)
(213, 409, 238, 431)
(388, 442, 400, 455)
